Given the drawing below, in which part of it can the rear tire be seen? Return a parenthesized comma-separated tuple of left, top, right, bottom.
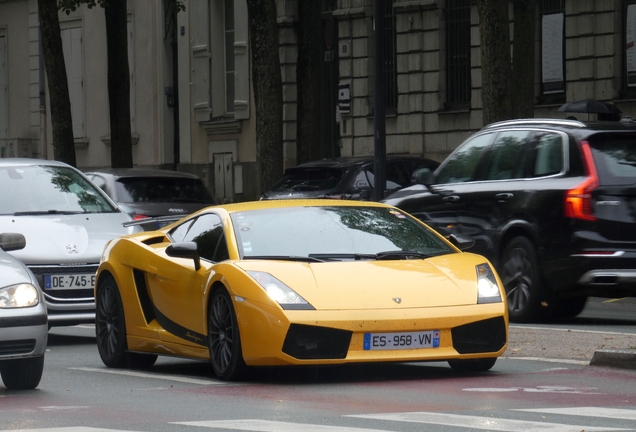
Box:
(208, 287, 247, 381)
(500, 237, 544, 323)
(0, 355, 45, 390)
(95, 275, 158, 369)
(448, 357, 497, 373)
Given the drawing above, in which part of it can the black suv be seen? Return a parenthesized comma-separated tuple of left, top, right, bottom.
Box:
(261, 156, 439, 200)
(384, 118, 636, 322)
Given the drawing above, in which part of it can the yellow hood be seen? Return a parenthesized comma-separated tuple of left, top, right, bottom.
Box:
(235, 253, 489, 310)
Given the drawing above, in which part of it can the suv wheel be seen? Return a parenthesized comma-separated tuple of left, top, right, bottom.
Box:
(501, 237, 544, 323)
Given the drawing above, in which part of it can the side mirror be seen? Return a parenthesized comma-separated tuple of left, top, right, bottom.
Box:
(412, 168, 434, 185)
(448, 233, 475, 251)
(166, 241, 201, 270)
(0, 233, 26, 252)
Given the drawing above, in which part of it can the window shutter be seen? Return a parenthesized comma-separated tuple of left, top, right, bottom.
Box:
(62, 27, 84, 138)
(192, 0, 211, 122)
(233, 0, 249, 119)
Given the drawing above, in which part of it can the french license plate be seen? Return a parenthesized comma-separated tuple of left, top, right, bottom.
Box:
(44, 274, 96, 290)
(363, 330, 440, 350)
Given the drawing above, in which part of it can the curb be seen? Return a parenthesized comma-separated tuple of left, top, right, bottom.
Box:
(590, 349, 636, 370)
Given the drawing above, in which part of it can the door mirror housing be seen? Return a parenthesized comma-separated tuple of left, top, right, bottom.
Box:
(413, 168, 434, 185)
(448, 233, 475, 251)
(0, 233, 26, 252)
(166, 241, 201, 270)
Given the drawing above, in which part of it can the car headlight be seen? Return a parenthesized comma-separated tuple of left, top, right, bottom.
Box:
(247, 271, 314, 310)
(0, 284, 40, 308)
(476, 263, 502, 304)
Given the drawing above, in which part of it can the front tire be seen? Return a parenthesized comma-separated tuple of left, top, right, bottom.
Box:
(0, 355, 45, 390)
(95, 275, 158, 369)
(500, 237, 544, 323)
(448, 357, 497, 373)
(208, 287, 247, 381)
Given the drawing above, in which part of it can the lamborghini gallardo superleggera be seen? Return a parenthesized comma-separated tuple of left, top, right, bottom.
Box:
(95, 200, 508, 380)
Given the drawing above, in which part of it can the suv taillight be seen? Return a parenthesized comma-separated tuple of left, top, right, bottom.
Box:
(564, 140, 598, 221)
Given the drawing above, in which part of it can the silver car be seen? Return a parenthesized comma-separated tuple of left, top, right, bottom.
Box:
(0, 159, 139, 326)
(0, 233, 47, 390)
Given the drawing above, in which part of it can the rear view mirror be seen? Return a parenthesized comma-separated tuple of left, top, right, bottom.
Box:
(166, 241, 201, 270)
(0, 233, 26, 252)
(413, 168, 434, 185)
(448, 233, 475, 251)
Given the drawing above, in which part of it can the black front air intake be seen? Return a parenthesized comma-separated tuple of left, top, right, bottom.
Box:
(282, 324, 352, 360)
(451, 317, 507, 354)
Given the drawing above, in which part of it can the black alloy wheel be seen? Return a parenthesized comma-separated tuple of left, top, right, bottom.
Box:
(501, 236, 543, 323)
(208, 287, 247, 380)
(96, 275, 157, 369)
(448, 357, 497, 373)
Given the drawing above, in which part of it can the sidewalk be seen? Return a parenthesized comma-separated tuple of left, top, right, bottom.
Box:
(503, 325, 636, 368)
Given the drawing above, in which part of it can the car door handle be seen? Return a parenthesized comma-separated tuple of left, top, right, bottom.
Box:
(495, 193, 514, 200)
(443, 195, 460, 202)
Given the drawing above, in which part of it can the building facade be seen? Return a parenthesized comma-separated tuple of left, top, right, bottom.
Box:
(1, 0, 635, 203)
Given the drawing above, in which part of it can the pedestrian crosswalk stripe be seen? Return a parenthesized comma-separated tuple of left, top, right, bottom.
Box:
(516, 407, 636, 421)
(345, 412, 628, 431)
(173, 419, 393, 432)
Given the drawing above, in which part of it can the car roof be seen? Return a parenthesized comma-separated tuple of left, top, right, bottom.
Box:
(84, 167, 201, 179)
(0, 158, 73, 168)
(482, 118, 636, 134)
(289, 156, 435, 170)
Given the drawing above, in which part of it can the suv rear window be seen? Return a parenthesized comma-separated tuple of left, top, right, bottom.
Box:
(588, 134, 636, 186)
(115, 177, 213, 203)
(269, 167, 345, 192)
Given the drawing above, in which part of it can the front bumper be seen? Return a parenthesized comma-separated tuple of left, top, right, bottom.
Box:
(0, 305, 48, 360)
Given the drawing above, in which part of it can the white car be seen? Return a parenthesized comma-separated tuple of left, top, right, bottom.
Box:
(0, 159, 140, 327)
(0, 233, 47, 390)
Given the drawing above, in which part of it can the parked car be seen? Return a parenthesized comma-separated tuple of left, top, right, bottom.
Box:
(84, 168, 214, 229)
(384, 118, 636, 323)
(0, 159, 140, 327)
(261, 156, 440, 200)
(0, 233, 47, 390)
(94, 199, 507, 380)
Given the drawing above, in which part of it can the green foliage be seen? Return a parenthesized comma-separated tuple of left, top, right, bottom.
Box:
(57, 0, 185, 14)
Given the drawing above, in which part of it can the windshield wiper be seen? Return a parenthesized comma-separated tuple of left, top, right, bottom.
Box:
(309, 253, 376, 261)
(13, 210, 84, 216)
(242, 255, 325, 263)
(375, 250, 431, 260)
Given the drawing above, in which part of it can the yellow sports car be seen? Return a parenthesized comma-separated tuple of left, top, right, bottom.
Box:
(95, 200, 508, 380)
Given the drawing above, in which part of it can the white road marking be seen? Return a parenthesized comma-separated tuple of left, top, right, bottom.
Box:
(69, 367, 227, 386)
(173, 419, 394, 432)
(7, 428, 140, 432)
(516, 407, 636, 420)
(463, 385, 601, 394)
(346, 412, 628, 431)
(512, 325, 636, 337)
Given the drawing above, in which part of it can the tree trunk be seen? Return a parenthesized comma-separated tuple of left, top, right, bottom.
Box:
(512, 0, 536, 119)
(246, 0, 283, 194)
(478, 0, 513, 126)
(296, 0, 323, 165)
(38, 0, 76, 166)
(104, 0, 133, 168)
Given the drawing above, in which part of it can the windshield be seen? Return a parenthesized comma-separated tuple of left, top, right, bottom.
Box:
(230, 206, 454, 260)
(0, 165, 117, 215)
(115, 177, 214, 203)
(268, 167, 346, 192)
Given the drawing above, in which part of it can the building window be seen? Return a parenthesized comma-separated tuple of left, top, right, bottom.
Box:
(60, 21, 84, 139)
(381, 0, 397, 113)
(192, 0, 249, 123)
(445, 0, 471, 108)
(224, 0, 235, 114)
(540, 0, 565, 96)
(624, 0, 636, 96)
